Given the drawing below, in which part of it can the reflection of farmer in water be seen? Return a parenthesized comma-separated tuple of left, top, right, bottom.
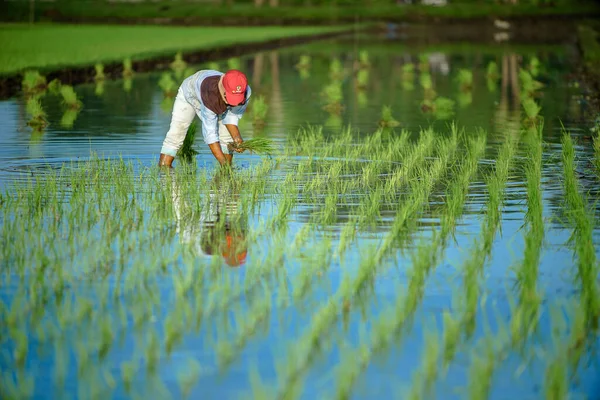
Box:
(170, 172, 248, 267)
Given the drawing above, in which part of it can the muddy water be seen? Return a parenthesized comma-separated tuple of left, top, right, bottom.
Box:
(1, 33, 600, 398)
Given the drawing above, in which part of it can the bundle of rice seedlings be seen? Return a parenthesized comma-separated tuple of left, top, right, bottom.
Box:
(379, 105, 401, 128)
(402, 63, 415, 75)
(177, 122, 199, 162)
(60, 85, 82, 110)
(22, 70, 47, 94)
(207, 62, 220, 71)
(158, 73, 177, 97)
(94, 63, 105, 81)
(123, 58, 134, 78)
(420, 73, 433, 91)
(227, 138, 275, 155)
(295, 55, 311, 70)
(26, 97, 48, 128)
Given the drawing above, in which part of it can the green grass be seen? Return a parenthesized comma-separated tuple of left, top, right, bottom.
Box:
(0, 24, 352, 76)
(7, 1, 598, 24)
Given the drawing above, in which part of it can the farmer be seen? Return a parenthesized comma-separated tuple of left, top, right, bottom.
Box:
(158, 69, 251, 167)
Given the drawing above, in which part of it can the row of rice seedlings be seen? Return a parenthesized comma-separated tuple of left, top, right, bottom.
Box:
(510, 124, 544, 346)
(333, 133, 485, 399)
(561, 130, 600, 326)
(461, 131, 519, 336)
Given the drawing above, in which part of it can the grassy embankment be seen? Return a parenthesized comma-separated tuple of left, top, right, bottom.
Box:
(4, 1, 600, 25)
(0, 24, 351, 76)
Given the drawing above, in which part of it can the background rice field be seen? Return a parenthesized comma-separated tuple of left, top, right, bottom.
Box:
(1, 32, 600, 399)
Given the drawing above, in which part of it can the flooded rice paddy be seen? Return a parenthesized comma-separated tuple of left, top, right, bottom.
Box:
(1, 33, 600, 399)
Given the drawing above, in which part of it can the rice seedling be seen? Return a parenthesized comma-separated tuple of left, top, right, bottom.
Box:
(228, 138, 275, 155)
(457, 69, 473, 92)
(22, 70, 47, 95)
(378, 105, 400, 128)
(486, 61, 499, 81)
(402, 63, 415, 75)
(123, 77, 133, 93)
(158, 72, 177, 97)
(60, 109, 80, 129)
(519, 69, 544, 96)
(593, 130, 600, 176)
(486, 61, 499, 92)
(250, 95, 268, 126)
(321, 81, 343, 114)
(529, 56, 541, 77)
(123, 57, 134, 77)
(420, 72, 436, 99)
(95, 80, 105, 96)
(421, 96, 455, 120)
(59, 85, 83, 110)
(295, 54, 311, 70)
(521, 97, 542, 124)
(171, 51, 187, 71)
(227, 57, 241, 71)
(176, 122, 199, 162)
(25, 97, 48, 128)
(94, 63, 105, 81)
(329, 58, 344, 81)
(561, 130, 600, 326)
(355, 68, 369, 89)
(358, 50, 370, 69)
(47, 78, 61, 95)
(418, 54, 429, 72)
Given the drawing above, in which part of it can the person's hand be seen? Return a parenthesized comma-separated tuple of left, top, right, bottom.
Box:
(229, 140, 245, 153)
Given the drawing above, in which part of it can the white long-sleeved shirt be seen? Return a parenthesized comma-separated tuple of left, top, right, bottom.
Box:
(182, 70, 251, 145)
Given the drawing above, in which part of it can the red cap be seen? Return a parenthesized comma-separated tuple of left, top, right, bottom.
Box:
(222, 70, 248, 106)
